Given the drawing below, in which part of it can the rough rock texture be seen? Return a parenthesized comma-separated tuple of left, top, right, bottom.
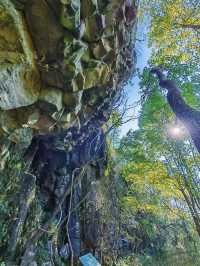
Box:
(0, 0, 40, 140)
(0, 0, 137, 142)
(0, 0, 137, 265)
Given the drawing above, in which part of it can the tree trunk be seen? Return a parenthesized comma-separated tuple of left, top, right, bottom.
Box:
(151, 67, 200, 153)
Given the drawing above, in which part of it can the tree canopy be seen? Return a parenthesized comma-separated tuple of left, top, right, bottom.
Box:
(115, 0, 200, 264)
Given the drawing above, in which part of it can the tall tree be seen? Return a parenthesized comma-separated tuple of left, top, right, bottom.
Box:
(151, 67, 200, 153)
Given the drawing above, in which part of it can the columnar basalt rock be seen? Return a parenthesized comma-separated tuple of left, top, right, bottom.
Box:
(0, 0, 137, 140)
(0, 0, 137, 264)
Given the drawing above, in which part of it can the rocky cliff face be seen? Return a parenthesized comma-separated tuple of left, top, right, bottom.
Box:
(0, 0, 137, 265)
(0, 0, 136, 140)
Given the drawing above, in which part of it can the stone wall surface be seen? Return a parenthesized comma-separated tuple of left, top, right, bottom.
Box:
(0, 0, 137, 143)
(0, 0, 137, 265)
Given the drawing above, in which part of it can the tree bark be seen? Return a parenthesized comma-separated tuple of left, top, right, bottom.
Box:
(151, 67, 200, 153)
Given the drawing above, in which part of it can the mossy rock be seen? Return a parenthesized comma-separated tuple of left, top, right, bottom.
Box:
(71, 63, 111, 91)
(83, 14, 106, 42)
(0, 110, 20, 134)
(63, 91, 82, 113)
(84, 64, 111, 88)
(0, 0, 40, 110)
(0, 64, 40, 110)
(81, 0, 98, 18)
(60, 0, 80, 31)
(39, 87, 63, 111)
(25, 0, 64, 61)
(92, 41, 107, 59)
(0, 0, 137, 140)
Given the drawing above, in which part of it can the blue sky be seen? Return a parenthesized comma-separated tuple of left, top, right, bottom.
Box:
(120, 18, 152, 137)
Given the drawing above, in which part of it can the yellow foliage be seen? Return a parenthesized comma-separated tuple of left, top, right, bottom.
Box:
(148, 0, 200, 63)
(122, 160, 186, 219)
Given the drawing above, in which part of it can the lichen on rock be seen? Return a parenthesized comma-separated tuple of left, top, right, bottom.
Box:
(0, 0, 137, 137)
(0, 64, 40, 109)
(0, 0, 40, 111)
(0, 0, 138, 264)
